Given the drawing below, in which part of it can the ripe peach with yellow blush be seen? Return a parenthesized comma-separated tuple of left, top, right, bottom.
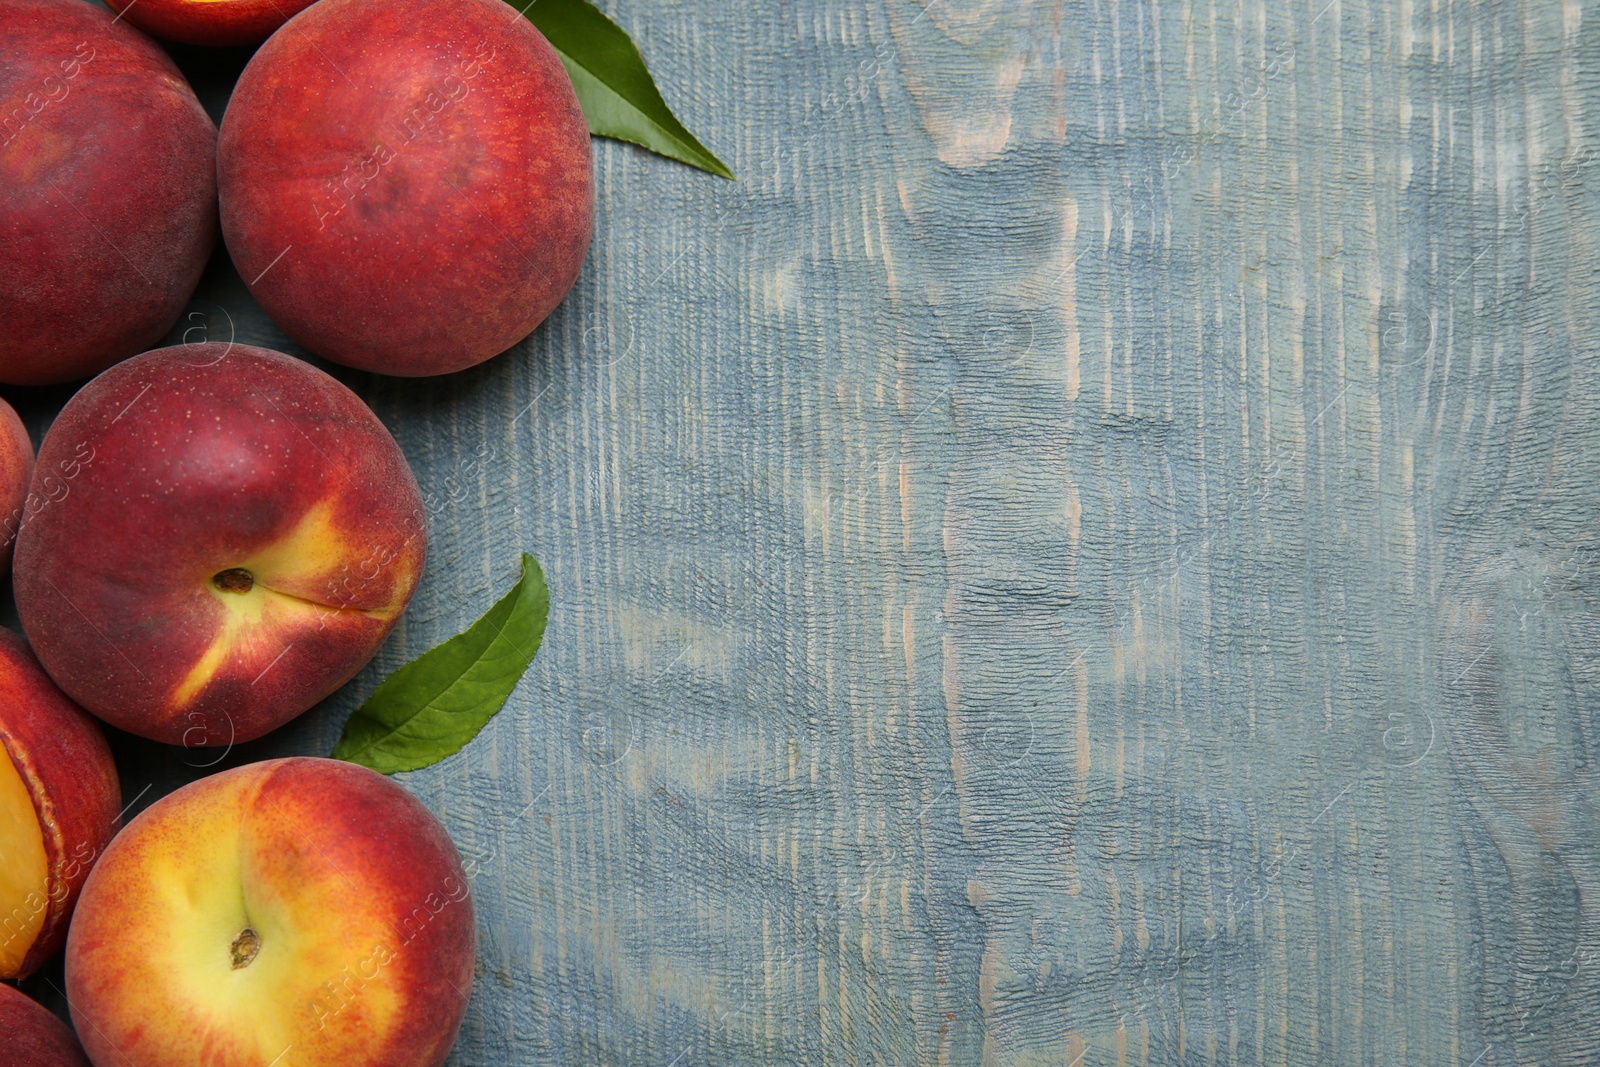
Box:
(66, 758, 474, 1067)
(13, 343, 427, 745)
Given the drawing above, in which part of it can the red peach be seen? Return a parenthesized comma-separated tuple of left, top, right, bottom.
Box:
(0, 983, 91, 1067)
(0, 0, 217, 385)
(13, 343, 426, 745)
(0, 396, 35, 578)
(218, 0, 593, 376)
(103, 0, 317, 47)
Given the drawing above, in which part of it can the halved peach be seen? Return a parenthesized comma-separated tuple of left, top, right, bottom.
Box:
(0, 627, 120, 979)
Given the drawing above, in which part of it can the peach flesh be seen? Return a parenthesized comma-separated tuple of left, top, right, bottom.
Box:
(0, 741, 48, 975)
(0, 627, 121, 980)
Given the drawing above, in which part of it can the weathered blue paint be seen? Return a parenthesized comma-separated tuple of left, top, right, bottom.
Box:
(11, 0, 1600, 1063)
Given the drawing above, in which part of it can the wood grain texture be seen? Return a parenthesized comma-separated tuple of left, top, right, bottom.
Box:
(9, 0, 1600, 1063)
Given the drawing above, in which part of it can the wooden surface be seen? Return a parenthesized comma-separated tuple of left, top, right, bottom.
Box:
(13, 0, 1600, 1063)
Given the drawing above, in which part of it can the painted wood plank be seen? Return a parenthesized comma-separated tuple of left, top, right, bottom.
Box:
(10, 0, 1600, 1064)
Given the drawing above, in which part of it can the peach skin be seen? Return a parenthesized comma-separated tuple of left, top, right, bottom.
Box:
(218, 0, 593, 376)
(103, 0, 318, 47)
(0, 395, 35, 577)
(0, 0, 216, 384)
(12, 343, 427, 745)
(0, 983, 92, 1067)
(65, 758, 475, 1067)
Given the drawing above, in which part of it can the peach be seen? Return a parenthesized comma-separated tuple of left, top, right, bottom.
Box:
(103, 0, 317, 48)
(13, 343, 426, 745)
(0, 627, 120, 981)
(0, 0, 217, 385)
(218, 0, 593, 376)
(0, 395, 36, 577)
(0, 983, 91, 1067)
(66, 758, 474, 1067)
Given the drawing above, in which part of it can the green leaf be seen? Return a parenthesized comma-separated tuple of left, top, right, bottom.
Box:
(520, 0, 734, 179)
(332, 554, 549, 774)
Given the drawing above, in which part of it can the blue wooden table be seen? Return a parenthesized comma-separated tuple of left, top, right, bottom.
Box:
(14, 0, 1600, 1063)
